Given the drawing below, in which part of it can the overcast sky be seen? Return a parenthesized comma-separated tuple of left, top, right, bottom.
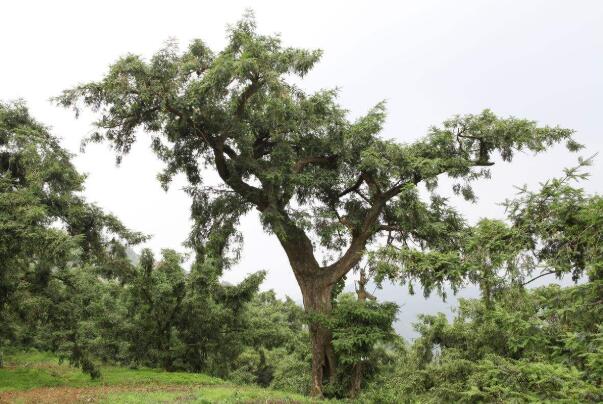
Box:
(2, 1, 602, 337)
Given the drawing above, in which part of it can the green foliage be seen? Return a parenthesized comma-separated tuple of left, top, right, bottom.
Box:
(362, 170, 603, 401)
(504, 157, 603, 283)
(364, 352, 599, 403)
(176, 265, 265, 377)
(0, 101, 145, 378)
(0, 101, 265, 381)
(126, 249, 186, 370)
(228, 291, 312, 394)
(244, 291, 307, 351)
(269, 350, 312, 396)
(329, 294, 398, 367)
(301, 293, 400, 398)
(360, 280, 603, 403)
(116, 246, 266, 377)
(373, 159, 601, 304)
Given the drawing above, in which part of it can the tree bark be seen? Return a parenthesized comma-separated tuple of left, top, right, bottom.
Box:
(299, 276, 336, 397)
(349, 361, 363, 398)
(267, 204, 380, 397)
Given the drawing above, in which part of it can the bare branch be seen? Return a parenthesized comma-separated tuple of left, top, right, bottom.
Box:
(521, 270, 557, 286)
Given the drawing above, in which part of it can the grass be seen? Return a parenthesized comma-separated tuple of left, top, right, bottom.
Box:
(102, 386, 314, 403)
(0, 350, 221, 391)
(0, 350, 318, 403)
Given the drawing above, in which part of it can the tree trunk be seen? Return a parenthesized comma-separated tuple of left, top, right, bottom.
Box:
(269, 206, 369, 397)
(299, 278, 336, 397)
(159, 327, 174, 371)
(480, 265, 493, 309)
(349, 361, 363, 398)
(348, 268, 370, 398)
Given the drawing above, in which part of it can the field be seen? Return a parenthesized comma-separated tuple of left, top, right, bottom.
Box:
(0, 351, 319, 403)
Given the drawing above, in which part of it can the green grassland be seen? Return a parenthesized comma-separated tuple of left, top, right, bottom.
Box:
(0, 351, 322, 403)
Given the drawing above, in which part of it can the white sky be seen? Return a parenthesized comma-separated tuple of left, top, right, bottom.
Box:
(2, 1, 602, 337)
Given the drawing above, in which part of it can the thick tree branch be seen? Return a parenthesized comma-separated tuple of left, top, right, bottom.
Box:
(378, 224, 404, 232)
(363, 172, 382, 198)
(325, 200, 385, 283)
(471, 159, 495, 166)
(383, 175, 420, 201)
(236, 75, 262, 118)
(212, 142, 266, 208)
(338, 174, 364, 198)
(267, 206, 322, 279)
(252, 131, 274, 159)
(293, 155, 337, 174)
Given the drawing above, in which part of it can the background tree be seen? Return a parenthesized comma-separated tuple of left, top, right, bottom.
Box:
(328, 292, 399, 398)
(360, 172, 602, 403)
(177, 191, 266, 377)
(360, 283, 602, 403)
(0, 100, 145, 375)
(373, 158, 601, 302)
(229, 290, 308, 388)
(127, 248, 186, 371)
(56, 14, 580, 395)
(0, 102, 265, 378)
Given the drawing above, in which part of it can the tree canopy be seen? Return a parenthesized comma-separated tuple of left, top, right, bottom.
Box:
(55, 15, 580, 280)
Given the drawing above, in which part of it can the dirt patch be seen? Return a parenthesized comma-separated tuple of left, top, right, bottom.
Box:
(0, 385, 193, 403)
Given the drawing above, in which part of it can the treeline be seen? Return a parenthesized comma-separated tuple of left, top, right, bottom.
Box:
(0, 100, 288, 379)
(2, 101, 602, 401)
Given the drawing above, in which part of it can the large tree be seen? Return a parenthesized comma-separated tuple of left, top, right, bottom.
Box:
(56, 15, 580, 395)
